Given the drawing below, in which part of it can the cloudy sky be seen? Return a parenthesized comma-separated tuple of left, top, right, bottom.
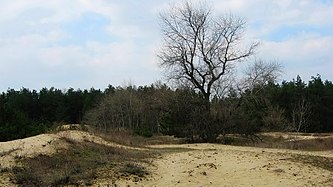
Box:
(0, 0, 332, 91)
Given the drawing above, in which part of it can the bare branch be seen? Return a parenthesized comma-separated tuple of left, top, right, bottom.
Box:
(158, 1, 258, 101)
(242, 59, 283, 93)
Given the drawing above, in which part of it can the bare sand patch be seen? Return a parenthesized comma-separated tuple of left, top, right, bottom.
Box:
(115, 144, 333, 187)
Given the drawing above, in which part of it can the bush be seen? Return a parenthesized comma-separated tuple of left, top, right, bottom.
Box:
(122, 163, 149, 177)
(134, 128, 153, 138)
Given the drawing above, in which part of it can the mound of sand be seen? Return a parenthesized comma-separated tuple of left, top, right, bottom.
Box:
(0, 130, 142, 169)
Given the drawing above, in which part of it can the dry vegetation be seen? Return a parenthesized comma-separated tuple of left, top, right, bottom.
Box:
(91, 128, 186, 147)
(0, 126, 190, 186)
(11, 138, 151, 186)
(220, 132, 333, 151)
(290, 154, 333, 173)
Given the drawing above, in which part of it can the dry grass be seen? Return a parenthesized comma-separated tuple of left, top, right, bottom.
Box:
(253, 135, 333, 151)
(282, 138, 333, 151)
(220, 133, 333, 151)
(6, 128, 190, 187)
(289, 154, 333, 172)
(91, 128, 185, 147)
(10, 137, 154, 186)
(93, 129, 149, 147)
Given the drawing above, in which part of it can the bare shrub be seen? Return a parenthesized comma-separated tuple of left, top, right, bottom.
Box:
(262, 106, 286, 131)
(248, 134, 333, 151)
(92, 128, 148, 147)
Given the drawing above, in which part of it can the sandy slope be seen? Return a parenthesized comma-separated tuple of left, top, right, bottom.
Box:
(0, 130, 144, 186)
(115, 144, 333, 187)
(0, 130, 144, 167)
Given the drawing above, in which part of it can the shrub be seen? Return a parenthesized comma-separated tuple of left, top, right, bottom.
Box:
(134, 128, 153, 138)
(122, 163, 149, 177)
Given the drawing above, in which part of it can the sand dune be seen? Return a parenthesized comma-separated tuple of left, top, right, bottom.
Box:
(1, 131, 332, 186)
(0, 130, 144, 167)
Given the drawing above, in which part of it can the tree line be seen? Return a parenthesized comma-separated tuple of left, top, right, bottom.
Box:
(85, 75, 333, 142)
(0, 75, 332, 142)
(0, 87, 105, 141)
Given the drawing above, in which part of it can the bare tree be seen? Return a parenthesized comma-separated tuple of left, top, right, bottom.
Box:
(291, 97, 311, 133)
(244, 59, 282, 89)
(159, 1, 259, 102)
(241, 59, 282, 96)
(262, 106, 286, 131)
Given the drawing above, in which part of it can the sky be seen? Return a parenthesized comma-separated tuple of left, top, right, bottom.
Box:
(0, 0, 332, 91)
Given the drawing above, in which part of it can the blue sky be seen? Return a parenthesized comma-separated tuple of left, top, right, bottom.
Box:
(0, 0, 332, 91)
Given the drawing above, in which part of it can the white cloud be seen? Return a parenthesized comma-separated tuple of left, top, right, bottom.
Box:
(0, 0, 161, 90)
(212, 0, 333, 81)
(259, 34, 333, 80)
(0, 0, 332, 90)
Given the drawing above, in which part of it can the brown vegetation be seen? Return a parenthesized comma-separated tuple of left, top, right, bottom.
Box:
(8, 138, 152, 186)
(220, 132, 333, 151)
(91, 128, 186, 147)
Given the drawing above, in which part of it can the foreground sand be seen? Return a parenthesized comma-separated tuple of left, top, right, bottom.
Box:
(1, 131, 332, 186)
(114, 144, 333, 187)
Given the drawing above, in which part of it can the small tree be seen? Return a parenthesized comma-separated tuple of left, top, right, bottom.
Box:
(291, 97, 311, 133)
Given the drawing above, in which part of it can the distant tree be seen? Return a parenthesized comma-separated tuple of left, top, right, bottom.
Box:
(0, 86, 103, 141)
(322, 79, 333, 132)
(291, 97, 311, 133)
(242, 59, 282, 93)
(307, 75, 333, 132)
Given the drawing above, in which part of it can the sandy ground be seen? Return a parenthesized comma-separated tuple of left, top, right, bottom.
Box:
(114, 144, 333, 187)
(1, 131, 333, 186)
